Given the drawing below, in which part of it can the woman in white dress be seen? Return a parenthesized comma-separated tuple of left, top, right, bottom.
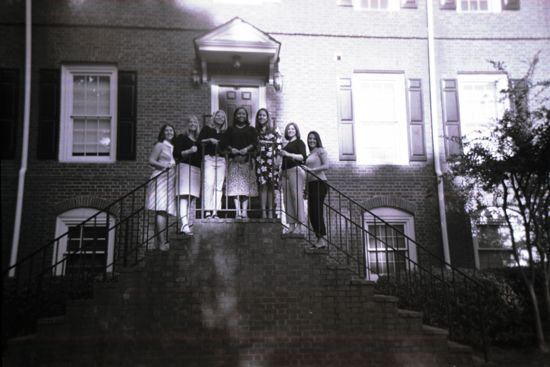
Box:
(146, 124, 177, 251)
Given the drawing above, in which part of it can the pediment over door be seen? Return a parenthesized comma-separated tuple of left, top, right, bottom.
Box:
(194, 17, 281, 85)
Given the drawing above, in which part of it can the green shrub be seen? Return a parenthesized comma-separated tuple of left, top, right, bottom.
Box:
(375, 267, 537, 348)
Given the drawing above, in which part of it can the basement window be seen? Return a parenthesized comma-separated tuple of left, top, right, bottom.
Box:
(52, 208, 116, 276)
(364, 208, 417, 280)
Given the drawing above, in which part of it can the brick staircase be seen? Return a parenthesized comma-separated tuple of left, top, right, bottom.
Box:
(4, 220, 475, 367)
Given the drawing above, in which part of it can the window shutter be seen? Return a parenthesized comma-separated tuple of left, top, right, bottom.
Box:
(37, 69, 60, 160)
(0, 69, 19, 159)
(117, 71, 137, 161)
(407, 79, 426, 161)
(501, 0, 520, 10)
(441, 79, 461, 157)
(440, 0, 456, 10)
(338, 77, 356, 161)
(337, 0, 353, 6)
(401, 0, 418, 9)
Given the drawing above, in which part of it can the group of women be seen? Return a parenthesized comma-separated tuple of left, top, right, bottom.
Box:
(146, 107, 329, 251)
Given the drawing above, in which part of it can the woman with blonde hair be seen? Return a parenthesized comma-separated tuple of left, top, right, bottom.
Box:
(198, 109, 228, 219)
(173, 114, 201, 235)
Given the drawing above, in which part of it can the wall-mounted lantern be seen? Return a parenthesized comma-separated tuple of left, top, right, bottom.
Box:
(273, 70, 283, 92)
(191, 69, 201, 87)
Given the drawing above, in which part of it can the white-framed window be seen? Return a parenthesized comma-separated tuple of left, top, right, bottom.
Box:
(352, 72, 408, 165)
(457, 0, 501, 12)
(458, 73, 508, 142)
(59, 65, 118, 163)
(472, 222, 515, 269)
(364, 208, 417, 280)
(52, 208, 116, 276)
(353, 0, 399, 11)
(471, 207, 531, 269)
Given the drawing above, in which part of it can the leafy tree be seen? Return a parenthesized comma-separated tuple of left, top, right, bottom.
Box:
(447, 54, 550, 351)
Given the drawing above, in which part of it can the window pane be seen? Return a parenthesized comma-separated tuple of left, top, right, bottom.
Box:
(73, 76, 86, 115)
(367, 224, 406, 249)
(97, 76, 110, 115)
(67, 225, 107, 252)
(460, 81, 500, 137)
(368, 251, 407, 275)
(72, 117, 111, 156)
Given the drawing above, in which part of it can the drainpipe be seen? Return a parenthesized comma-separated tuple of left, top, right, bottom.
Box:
(9, 0, 32, 277)
(426, 0, 451, 266)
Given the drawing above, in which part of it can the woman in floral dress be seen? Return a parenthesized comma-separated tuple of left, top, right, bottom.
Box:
(255, 108, 282, 218)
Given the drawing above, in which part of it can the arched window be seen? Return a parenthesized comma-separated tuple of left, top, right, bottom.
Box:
(52, 208, 116, 276)
(363, 208, 417, 280)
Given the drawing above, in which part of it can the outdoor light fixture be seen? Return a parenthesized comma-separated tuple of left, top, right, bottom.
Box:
(233, 55, 241, 69)
(191, 69, 200, 87)
(273, 70, 283, 92)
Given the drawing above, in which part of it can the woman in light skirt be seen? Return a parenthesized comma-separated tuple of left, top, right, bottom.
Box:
(173, 115, 201, 235)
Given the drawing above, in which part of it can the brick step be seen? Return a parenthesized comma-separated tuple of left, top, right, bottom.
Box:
(6, 330, 472, 367)
(5, 221, 474, 367)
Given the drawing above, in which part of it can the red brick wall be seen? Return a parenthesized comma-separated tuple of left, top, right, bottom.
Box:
(1, 0, 549, 268)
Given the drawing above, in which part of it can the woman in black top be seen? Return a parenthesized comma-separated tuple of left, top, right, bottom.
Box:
(221, 107, 258, 218)
(198, 109, 228, 219)
(173, 115, 201, 235)
(280, 122, 307, 234)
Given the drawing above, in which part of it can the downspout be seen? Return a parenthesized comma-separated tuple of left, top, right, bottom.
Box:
(9, 0, 32, 277)
(426, 0, 451, 266)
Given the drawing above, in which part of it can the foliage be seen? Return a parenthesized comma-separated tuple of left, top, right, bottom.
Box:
(446, 52, 550, 350)
(375, 268, 542, 347)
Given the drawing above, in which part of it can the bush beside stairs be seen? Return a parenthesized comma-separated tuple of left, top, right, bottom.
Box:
(4, 220, 476, 367)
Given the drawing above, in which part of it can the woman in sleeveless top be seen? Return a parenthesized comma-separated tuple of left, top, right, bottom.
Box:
(304, 131, 329, 249)
(146, 124, 177, 251)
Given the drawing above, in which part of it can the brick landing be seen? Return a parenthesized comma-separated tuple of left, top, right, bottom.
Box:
(5, 221, 474, 367)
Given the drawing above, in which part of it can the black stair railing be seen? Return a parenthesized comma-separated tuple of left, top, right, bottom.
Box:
(289, 166, 488, 360)
(2, 167, 177, 345)
(2, 153, 488, 360)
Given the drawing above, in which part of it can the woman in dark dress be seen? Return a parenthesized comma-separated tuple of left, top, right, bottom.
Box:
(173, 115, 201, 235)
(280, 122, 307, 234)
(222, 107, 258, 218)
(255, 108, 282, 218)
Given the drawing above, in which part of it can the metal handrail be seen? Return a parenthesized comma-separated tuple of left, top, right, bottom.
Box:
(2, 147, 488, 359)
(295, 166, 488, 359)
(2, 166, 177, 343)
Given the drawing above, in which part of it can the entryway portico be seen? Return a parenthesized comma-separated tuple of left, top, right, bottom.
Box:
(193, 17, 282, 123)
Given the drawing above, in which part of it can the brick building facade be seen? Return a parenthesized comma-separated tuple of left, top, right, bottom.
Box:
(1, 0, 549, 272)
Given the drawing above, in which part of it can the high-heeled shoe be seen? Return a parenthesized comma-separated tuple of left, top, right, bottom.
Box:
(181, 224, 193, 236)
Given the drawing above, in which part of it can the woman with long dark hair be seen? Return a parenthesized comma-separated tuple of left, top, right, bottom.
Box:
(304, 131, 329, 248)
(221, 107, 258, 218)
(255, 108, 282, 218)
(146, 124, 177, 251)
